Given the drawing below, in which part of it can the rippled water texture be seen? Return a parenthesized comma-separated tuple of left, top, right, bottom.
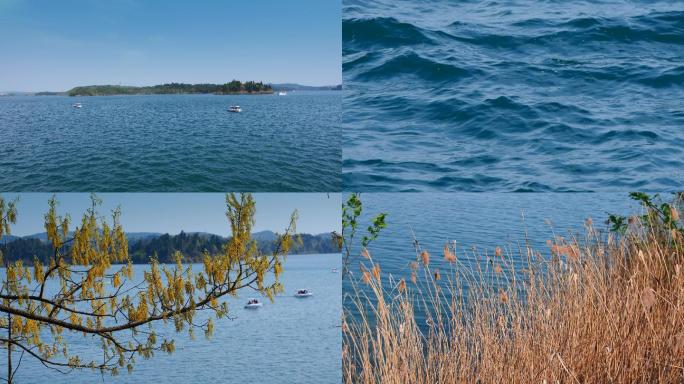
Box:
(2, 254, 341, 384)
(0, 92, 340, 191)
(343, 0, 684, 191)
(343, 193, 637, 322)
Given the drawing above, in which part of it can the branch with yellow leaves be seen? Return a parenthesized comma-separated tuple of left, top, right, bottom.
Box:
(0, 193, 298, 378)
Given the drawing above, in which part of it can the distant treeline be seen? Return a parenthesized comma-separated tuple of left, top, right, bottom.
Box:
(1, 231, 339, 264)
(67, 81, 273, 96)
(271, 83, 342, 91)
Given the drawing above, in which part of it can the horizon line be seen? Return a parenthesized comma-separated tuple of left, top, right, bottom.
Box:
(2, 80, 343, 94)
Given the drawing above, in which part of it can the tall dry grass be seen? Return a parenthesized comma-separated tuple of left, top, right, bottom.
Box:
(343, 211, 684, 383)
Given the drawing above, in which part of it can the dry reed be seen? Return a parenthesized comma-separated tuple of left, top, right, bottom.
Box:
(343, 214, 684, 383)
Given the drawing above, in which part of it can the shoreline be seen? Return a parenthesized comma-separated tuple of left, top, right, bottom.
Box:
(0, 252, 341, 268)
(69, 90, 276, 97)
(0, 90, 342, 97)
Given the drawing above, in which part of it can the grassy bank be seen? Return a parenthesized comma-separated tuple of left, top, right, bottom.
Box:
(343, 195, 684, 383)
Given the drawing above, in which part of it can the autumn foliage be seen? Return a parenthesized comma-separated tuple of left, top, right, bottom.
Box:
(0, 193, 296, 379)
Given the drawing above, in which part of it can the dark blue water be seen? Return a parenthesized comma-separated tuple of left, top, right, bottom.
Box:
(0, 92, 340, 191)
(343, 0, 684, 191)
(1, 253, 342, 384)
(343, 193, 640, 322)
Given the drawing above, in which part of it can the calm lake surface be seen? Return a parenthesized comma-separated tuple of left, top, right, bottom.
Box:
(1, 253, 341, 384)
(343, 0, 684, 191)
(0, 92, 340, 191)
(343, 193, 642, 322)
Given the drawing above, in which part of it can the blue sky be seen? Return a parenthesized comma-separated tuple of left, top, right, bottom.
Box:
(0, 0, 341, 91)
(1, 193, 340, 236)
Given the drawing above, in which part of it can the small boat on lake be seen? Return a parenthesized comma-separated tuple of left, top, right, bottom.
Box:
(331, 268, 339, 273)
(294, 289, 313, 298)
(228, 105, 242, 113)
(73, 103, 82, 108)
(244, 298, 262, 309)
(278, 91, 287, 96)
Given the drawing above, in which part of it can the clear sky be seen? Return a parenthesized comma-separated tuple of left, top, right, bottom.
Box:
(0, 0, 341, 91)
(1, 193, 340, 236)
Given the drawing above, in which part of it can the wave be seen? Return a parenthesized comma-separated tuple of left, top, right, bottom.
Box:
(343, 2, 684, 191)
(343, 17, 435, 48)
(354, 52, 475, 81)
(638, 65, 684, 88)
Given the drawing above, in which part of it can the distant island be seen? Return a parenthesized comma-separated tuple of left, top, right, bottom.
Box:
(271, 83, 342, 91)
(1, 82, 342, 96)
(67, 80, 273, 96)
(34, 91, 62, 96)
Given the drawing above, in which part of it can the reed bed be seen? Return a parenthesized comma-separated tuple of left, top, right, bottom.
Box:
(343, 209, 684, 383)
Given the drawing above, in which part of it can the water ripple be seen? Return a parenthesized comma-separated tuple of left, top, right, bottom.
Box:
(0, 92, 341, 191)
(343, 0, 684, 191)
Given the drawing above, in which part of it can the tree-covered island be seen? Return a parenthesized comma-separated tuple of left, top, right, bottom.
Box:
(67, 80, 273, 96)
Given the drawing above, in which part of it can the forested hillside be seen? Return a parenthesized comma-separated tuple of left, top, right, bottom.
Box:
(67, 81, 272, 96)
(1, 231, 338, 264)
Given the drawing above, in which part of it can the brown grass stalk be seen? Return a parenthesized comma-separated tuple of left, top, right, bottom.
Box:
(343, 218, 684, 383)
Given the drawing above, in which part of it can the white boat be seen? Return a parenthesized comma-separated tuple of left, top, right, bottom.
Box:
(73, 103, 82, 108)
(244, 298, 262, 309)
(278, 91, 287, 96)
(294, 289, 313, 298)
(331, 268, 339, 273)
(228, 105, 242, 113)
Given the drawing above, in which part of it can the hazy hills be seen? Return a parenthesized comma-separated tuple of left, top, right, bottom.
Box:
(0, 230, 339, 264)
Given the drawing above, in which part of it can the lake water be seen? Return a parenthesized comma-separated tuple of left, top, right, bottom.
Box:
(343, 0, 684, 191)
(1, 253, 341, 384)
(0, 92, 340, 191)
(343, 193, 643, 322)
